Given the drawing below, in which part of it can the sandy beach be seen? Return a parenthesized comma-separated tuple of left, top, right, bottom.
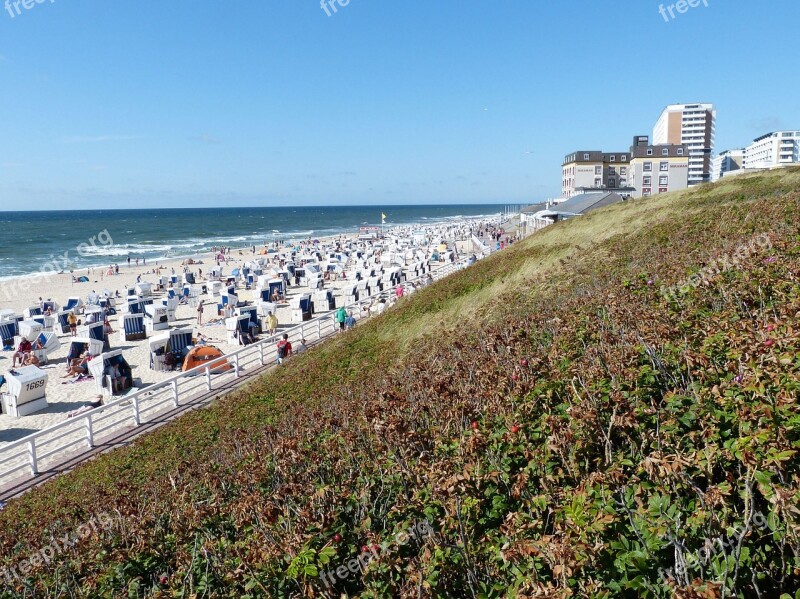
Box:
(0, 218, 510, 453)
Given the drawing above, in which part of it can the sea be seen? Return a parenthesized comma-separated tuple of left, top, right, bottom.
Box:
(0, 205, 504, 280)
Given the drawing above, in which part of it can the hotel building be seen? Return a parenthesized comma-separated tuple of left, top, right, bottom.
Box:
(711, 149, 744, 182)
(561, 150, 632, 199)
(627, 136, 689, 198)
(743, 131, 800, 170)
(653, 103, 716, 186)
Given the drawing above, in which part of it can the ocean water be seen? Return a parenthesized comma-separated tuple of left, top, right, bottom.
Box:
(0, 205, 503, 280)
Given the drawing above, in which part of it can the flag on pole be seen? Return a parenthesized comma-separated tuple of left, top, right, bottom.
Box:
(381, 212, 387, 224)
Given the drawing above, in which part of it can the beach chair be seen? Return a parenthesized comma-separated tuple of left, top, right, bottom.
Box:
(88, 350, 134, 397)
(66, 337, 105, 364)
(54, 311, 71, 334)
(311, 290, 336, 314)
(226, 315, 251, 345)
(31, 315, 56, 332)
(257, 301, 278, 319)
(208, 280, 223, 298)
(1, 365, 49, 418)
(42, 300, 59, 314)
(87, 291, 100, 306)
(148, 328, 193, 371)
(236, 305, 260, 334)
(135, 282, 153, 297)
(163, 297, 179, 322)
(23, 306, 42, 318)
(120, 314, 146, 342)
(79, 321, 110, 351)
(65, 296, 84, 313)
(184, 272, 196, 285)
(268, 279, 285, 302)
(18, 320, 44, 342)
(84, 305, 104, 325)
(167, 288, 176, 299)
(0, 321, 19, 348)
(290, 294, 313, 323)
(144, 304, 170, 333)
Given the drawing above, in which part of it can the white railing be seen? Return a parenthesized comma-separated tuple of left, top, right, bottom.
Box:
(0, 258, 469, 489)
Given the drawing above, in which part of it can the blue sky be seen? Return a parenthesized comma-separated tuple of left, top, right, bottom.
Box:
(0, 0, 798, 210)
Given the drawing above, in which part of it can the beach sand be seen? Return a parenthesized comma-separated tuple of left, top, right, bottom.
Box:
(0, 224, 499, 449)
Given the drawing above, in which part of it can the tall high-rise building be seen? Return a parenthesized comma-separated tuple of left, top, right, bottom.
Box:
(653, 103, 716, 186)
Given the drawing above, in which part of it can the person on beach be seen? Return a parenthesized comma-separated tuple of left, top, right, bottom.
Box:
(266, 311, 278, 337)
(197, 301, 204, 325)
(276, 333, 292, 365)
(21, 352, 40, 367)
(345, 312, 357, 331)
(103, 317, 114, 335)
(63, 352, 92, 378)
(68, 311, 78, 336)
(12, 338, 32, 367)
(335, 306, 347, 332)
(295, 338, 308, 354)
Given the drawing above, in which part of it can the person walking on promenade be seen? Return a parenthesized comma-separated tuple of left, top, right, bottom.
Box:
(266, 311, 278, 338)
(276, 333, 292, 365)
(335, 306, 347, 332)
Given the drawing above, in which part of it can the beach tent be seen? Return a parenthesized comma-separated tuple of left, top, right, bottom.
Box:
(77, 276, 90, 283)
(183, 345, 231, 374)
(87, 350, 134, 397)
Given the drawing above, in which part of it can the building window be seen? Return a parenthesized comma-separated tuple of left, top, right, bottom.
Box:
(643, 188, 651, 197)
(643, 176, 652, 186)
(660, 162, 669, 171)
(659, 175, 668, 185)
(644, 162, 652, 172)
(610, 155, 616, 161)
(608, 167, 616, 175)
(608, 179, 616, 187)
(594, 178, 602, 187)
(647, 149, 653, 156)
(584, 153, 590, 160)
(621, 155, 627, 161)
(677, 148, 684, 155)
(662, 148, 669, 155)
(595, 166, 602, 175)
(659, 187, 668, 193)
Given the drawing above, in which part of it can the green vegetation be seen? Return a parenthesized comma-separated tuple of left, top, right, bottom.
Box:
(1, 167, 799, 598)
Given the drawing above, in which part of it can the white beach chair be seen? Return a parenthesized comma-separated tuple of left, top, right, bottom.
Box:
(1, 365, 49, 418)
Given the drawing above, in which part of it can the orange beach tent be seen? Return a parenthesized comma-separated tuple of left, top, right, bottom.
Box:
(182, 345, 232, 373)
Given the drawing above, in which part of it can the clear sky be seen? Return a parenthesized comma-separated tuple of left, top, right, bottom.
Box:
(1, 0, 798, 210)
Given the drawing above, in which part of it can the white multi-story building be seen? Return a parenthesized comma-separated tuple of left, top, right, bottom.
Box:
(743, 131, 800, 170)
(711, 149, 744, 182)
(653, 103, 716, 186)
